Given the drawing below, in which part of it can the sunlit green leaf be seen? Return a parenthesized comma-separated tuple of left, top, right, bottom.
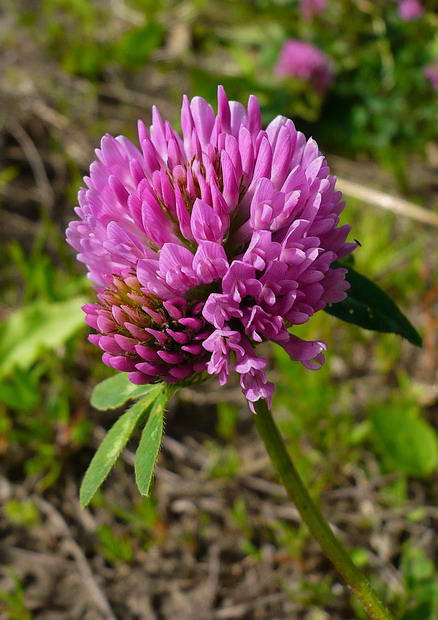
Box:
(0, 367, 41, 412)
(400, 546, 438, 620)
(401, 546, 435, 587)
(0, 297, 87, 378)
(135, 391, 168, 496)
(115, 23, 164, 69)
(325, 263, 422, 347)
(91, 373, 159, 410)
(80, 387, 162, 507)
(371, 407, 438, 477)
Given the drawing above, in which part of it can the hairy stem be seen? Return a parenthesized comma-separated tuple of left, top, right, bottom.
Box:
(253, 399, 393, 620)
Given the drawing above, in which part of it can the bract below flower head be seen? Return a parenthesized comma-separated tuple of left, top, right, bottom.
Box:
(67, 86, 355, 410)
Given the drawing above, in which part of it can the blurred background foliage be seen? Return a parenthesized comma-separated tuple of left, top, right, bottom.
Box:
(0, 0, 437, 618)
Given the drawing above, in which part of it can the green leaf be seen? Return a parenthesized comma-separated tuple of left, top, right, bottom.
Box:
(0, 367, 41, 412)
(115, 23, 164, 69)
(135, 391, 167, 496)
(80, 387, 162, 507)
(0, 297, 87, 378)
(401, 547, 435, 588)
(324, 262, 422, 347)
(400, 546, 438, 620)
(371, 407, 438, 477)
(91, 373, 159, 410)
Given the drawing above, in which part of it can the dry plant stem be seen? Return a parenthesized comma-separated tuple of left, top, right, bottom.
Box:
(253, 399, 393, 620)
(336, 177, 438, 228)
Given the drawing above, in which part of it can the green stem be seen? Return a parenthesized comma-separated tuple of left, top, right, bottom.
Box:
(253, 399, 393, 620)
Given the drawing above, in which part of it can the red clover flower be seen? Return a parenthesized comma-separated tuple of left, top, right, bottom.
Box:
(398, 0, 424, 20)
(300, 0, 327, 20)
(276, 40, 333, 95)
(424, 64, 438, 91)
(67, 87, 355, 411)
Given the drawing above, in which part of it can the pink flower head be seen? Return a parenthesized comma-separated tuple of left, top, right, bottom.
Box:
(300, 0, 327, 19)
(424, 64, 438, 91)
(276, 39, 332, 95)
(67, 87, 354, 411)
(398, 0, 424, 20)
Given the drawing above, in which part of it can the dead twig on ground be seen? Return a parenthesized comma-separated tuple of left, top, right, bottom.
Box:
(7, 122, 55, 213)
(32, 496, 117, 620)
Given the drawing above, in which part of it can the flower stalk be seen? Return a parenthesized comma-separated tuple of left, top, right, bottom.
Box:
(253, 398, 393, 620)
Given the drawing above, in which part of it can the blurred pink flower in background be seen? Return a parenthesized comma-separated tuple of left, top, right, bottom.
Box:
(423, 64, 438, 90)
(300, 0, 327, 19)
(276, 39, 333, 95)
(398, 0, 424, 20)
